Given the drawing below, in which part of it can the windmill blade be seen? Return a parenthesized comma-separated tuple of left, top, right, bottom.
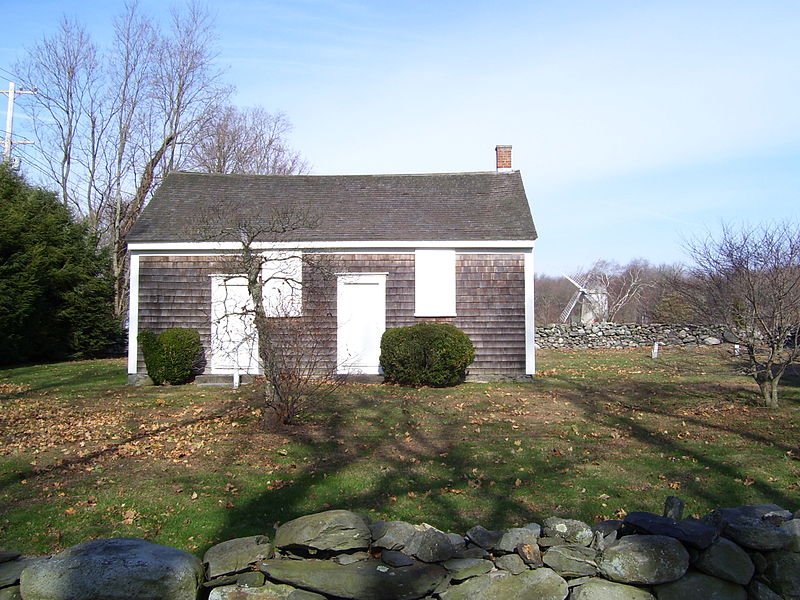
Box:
(560, 290, 583, 322)
(563, 273, 587, 292)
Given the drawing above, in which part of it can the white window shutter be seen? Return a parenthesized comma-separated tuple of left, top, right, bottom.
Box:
(415, 249, 456, 317)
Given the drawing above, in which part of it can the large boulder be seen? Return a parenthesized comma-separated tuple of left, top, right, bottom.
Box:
(653, 570, 747, 600)
(692, 537, 754, 585)
(258, 558, 447, 600)
(599, 535, 689, 585)
(440, 568, 568, 600)
(19, 538, 203, 600)
(570, 577, 655, 599)
(274, 510, 371, 553)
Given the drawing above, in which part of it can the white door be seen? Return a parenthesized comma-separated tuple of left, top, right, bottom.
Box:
(337, 274, 386, 374)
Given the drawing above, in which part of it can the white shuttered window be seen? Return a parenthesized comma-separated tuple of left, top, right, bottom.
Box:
(414, 249, 456, 317)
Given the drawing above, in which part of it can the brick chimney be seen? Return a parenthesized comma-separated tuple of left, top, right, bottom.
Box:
(495, 145, 512, 171)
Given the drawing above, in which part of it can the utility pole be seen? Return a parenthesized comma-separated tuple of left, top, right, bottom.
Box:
(2, 81, 37, 163)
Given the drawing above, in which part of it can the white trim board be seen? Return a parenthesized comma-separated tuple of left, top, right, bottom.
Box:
(128, 239, 536, 252)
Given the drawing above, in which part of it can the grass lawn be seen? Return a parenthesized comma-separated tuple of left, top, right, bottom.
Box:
(1, 346, 798, 557)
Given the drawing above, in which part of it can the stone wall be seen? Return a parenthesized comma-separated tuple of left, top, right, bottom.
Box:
(535, 323, 729, 350)
(2, 498, 799, 599)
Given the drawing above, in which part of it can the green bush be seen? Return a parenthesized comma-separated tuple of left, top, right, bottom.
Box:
(380, 322, 475, 387)
(139, 328, 202, 385)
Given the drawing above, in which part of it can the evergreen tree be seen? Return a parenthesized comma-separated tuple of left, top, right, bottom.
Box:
(0, 165, 122, 364)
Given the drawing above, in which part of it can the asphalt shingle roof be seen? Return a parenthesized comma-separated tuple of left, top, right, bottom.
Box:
(126, 171, 537, 243)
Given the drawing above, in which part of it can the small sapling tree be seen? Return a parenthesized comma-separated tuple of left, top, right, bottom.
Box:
(202, 204, 341, 426)
(682, 222, 800, 406)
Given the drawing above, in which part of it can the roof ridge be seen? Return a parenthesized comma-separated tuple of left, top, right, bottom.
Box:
(169, 170, 519, 178)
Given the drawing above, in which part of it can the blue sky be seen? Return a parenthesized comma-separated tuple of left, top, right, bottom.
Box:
(2, 1, 799, 274)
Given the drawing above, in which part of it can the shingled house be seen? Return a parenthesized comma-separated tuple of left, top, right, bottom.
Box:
(126, 146, 537, 383)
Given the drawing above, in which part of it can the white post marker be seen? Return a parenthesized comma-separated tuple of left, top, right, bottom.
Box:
(651, 341, 660, 359)
(232, 369, 240, 389)
(734, 344, 740, 357)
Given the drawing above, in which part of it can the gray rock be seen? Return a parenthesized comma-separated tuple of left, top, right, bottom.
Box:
(543, 545, 598, 577)
(591, 520, 624, 536)
(599, 534, 689, 585)
(258, 558, 447, 600)
(19, 538, 203, 600)
(0, 552, 21, 564)
(723, 516, 793, 551)
(439, 568, 568, 600)
(208, 580, 300, 599)
(747, 580, 785, 600)
(204, 535, 273, 578)
(465, 525, 503, 550)
(523, 522, 543, 537)
(624, 512, 718, 549)
(381, 550, 414, 568)
(663, 496, 684, 520)
(752, 553, 770, 578)
(0, 557, 44, 588)
(570, 577, 655, 599)
(0, 586, 22, 600)
(543, 517, 594, 546)
(654, 570, 746, 600)
(693, 537, 754, 585)
(445, 533, 467, 553)
(371, 521, 416, 551)
(763, 550, 800, 599)
(516, 542, 543, 566)
(452, 545, 489, 559)
(203, 571, 266, 589)
(494, 553, 526, 575)
(495, 527, 539, 553)
(334, 551, 371, 565)
(703, 337, 721, 345)
(275, 510, 371, 553)
(442, 558, 494, 581)
(405, 525, 456, 563)
(781, 518, 800, 552)
(704, 505, 794, 527)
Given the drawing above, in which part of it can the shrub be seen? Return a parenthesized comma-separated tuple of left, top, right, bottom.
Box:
(139, 328, 202, 385)
(380, 322, 475, 387)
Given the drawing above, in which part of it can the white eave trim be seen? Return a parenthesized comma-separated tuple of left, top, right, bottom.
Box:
(128, 239, 537, 253)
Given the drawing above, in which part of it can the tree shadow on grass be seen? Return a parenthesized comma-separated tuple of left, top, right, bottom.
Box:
(544, 374, 799, 511)
(212, 386, 549, 546)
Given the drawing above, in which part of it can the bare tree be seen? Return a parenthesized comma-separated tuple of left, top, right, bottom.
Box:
(17, 17, 101, 219)
(202, 204, 341, 426)
(183, 106, 310, 175)
(574, 259, 653, 323)
(16, 2, 233, 318)
(682, 222, 800, 406)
